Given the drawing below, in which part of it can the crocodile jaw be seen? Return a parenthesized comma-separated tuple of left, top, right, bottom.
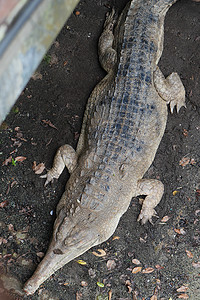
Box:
(23, 238, 98, 295)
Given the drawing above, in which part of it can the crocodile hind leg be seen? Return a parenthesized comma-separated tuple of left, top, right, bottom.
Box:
(98, 8, 117, 72)
(136, 179, 164, 225)
(153, 66, 186, 113)
(41, 145, 78, 186)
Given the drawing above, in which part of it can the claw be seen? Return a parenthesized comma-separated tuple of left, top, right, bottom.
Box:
(40, 172, 55, 186)
(170, 98, 186, 114)
(137, 208, 159, 225)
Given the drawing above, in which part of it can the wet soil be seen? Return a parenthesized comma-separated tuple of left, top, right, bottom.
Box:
(0, 0, 200, 299)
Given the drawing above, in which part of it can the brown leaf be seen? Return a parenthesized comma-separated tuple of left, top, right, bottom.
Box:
(2, 156, 12, 166)
(8, 224, 14, 231)
(192, 261, 200, 268)
(142, 267, 154, 274)
(178, 294, 189, 299)
(81, 281, 88, 287)
(195, 209, 200, 216)
(183, 129, 188, 137)
(185, 250, 193, 258)
(92, 249, 106, 257)
(0, 200, 9, 208)
(76, 291, 82, 300)
(11, 180, 17, 188)
(150, 295, 157, 300)
(36, 252, 45, 258)
(15, 156, 26, 162)
(174, 228, 186, 235)
(177, 286, 189, 292)
(112, 235, 120, 240)
(42, 119, 58, 130)
(132, 266, 142, 274)
(179, 157, 190, 167)
(132, 258, 141, 265)
(108, 290, 112, 300)
(106, 259, 116, 270)
(32, 72, 43, 80)
(32, 161, 45, 174)
(161, 215, 170, 222)
(155, 264, 164, 270)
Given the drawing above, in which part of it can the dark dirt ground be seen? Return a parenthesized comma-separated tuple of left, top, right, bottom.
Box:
(0, 0, 200, 299)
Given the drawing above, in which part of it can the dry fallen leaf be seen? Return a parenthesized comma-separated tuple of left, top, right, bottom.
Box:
(32, 161, 46, 174)
(161, 215, 170, 222)
(108, 290, 112, 300)
(112, 236, 120, 240)
(15, 156, 26, 162)
(179, 157, 190, 167)
(155, 264, 164, 270)
(76, 291, 82, 300)
(194, 209, 200, 216)
(127, 285, 132, 293)
(177, 286, 189, 292)
(150, 295, 157, 300)
(0, 200, 9, 208)
(132, 266, 142, 274)
(36, 252, 45, 258)
(177, 294, 189, 299)
(42, 119, 58, 130)
(182, 129, 188, 137)
(8, 224, 14, 231)
(106, 259, 116, 270)
(81, 281, 88, 287)
(2, 156, 12, 166)
(142, 267, 154, 274)
(31, 72, 43, 80)
(132, 258, 141, 265)
(192, 261, 200, 268)
(92, 249, 106, 257)
(185, 250, 193, 258)
(174, 228, 186, 235)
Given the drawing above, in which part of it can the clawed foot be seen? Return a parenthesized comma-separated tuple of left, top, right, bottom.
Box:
(40, 169, 59, 186)
(104, 8, 116, 30)
(166, 72, 186, 113)
(154, 67, 186, 113)
(137, 207, 159, 225)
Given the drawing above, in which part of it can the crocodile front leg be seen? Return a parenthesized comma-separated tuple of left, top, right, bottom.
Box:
(41, 145, 78, 186)
(136, 179, 164, 225)
(154, 66, 186, 113)
(98, 8, 117, 72)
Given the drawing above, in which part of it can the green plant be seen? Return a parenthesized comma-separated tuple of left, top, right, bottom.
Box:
(43, 54, 51, 64)
(12, 158, 17, 166)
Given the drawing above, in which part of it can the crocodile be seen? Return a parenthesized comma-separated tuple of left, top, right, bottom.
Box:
(24, 0, 185, 295)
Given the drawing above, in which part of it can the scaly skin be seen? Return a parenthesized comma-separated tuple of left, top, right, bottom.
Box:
(24, 0, 185, 295)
